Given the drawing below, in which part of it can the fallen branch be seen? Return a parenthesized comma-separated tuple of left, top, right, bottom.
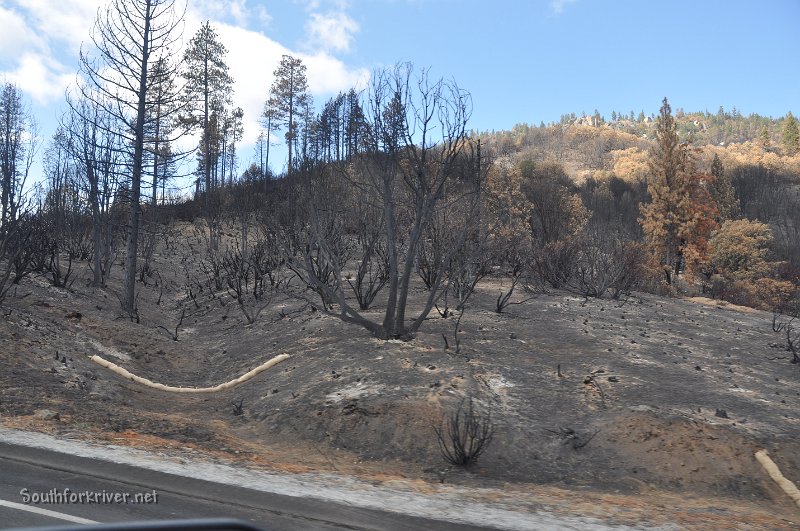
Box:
(583, 372, 607, 408)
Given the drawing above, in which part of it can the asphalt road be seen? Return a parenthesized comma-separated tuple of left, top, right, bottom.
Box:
(0, 442, 494, 531)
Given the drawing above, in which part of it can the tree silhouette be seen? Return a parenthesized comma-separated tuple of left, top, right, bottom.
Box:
(182, 21, 233, 196)
(77, 0, 184, 313)
(264, 55, 311, 173)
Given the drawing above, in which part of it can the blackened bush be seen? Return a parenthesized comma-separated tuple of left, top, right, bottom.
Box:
(221, 244, 271, 324)
(571, 233, 647, 299)
(0, 221, 18, 306)
(532, 228, 646, 299)
(8, 214, 48, 284)
(531, 239, 579, 289)
(434, 395, 494, 467)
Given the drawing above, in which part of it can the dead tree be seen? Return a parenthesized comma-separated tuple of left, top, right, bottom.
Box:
(8, 212, 47, 285)
(347, 201, 389, 310)
(77, 0, 185, 313)
(41, 129, 94, 289)
(290, 64, 485, 340)
(494, 237, 533, 313)
(0, 215, 28, 306)
(63, 92, 121, 287)
(285, 173, 352, 310)
(448, 239, 492, 312)
(416, 213, 450, 291)
(772, 310, 800, 364)
(0, 82, 38, 236)
(221, 245, 268, 324)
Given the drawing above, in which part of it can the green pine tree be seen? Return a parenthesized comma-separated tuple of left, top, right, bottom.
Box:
(264, 55, 310, 173)
(709, 154, 738, 221)
(759, 125, 771, 150)
(783, 111, 799, 156)
(182, 22, 234, 195)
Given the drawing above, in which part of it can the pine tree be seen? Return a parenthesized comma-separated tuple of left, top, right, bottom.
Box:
(260, 89, 279, 186)
(344, 89, 367, 160)
(708, 153, 738, 221)
(145, 56, 178, 208)
(783, 111, 799, 156)
(264, 55, 310, 173)
(639, 98, 700, 284)
(759, 124, 771, 150)
(182, 22, 233, 196)
(224, 106, 244, 185)
(381, 91, 405, 152)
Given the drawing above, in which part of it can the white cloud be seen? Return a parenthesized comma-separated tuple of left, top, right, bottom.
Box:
(254, 5, 272, 27)
(0, 5, 46, 60)
(1, 0, 369, 175)
(301, 52, 369, 96)
(14, 0, 101, 54)
(202, 21, 368, 148)
(551, 0, 578, 14)
(211, 25, 286, 146)
(192, 0, 251, 28)
(305, 11, 359, 53)
(302, 0, 322, 12)
(0, 1, 101, 105)
(5, 52, 74, 105)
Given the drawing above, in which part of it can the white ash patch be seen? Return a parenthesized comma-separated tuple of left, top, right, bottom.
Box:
(325, 382, 384, 403)
(84, 337, 131, 362)
(487, 375, 515, 394)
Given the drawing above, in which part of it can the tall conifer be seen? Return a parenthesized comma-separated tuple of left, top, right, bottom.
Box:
(783, 111, 799, 156)
(182, 22, 233, 195)
(639, 98, 692, 284)
(264, 55, 310, 173)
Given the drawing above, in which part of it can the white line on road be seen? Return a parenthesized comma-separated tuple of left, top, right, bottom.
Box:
(0, 498, 98, 524)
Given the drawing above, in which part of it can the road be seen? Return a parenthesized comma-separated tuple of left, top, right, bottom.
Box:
(0, 442, 493, 530)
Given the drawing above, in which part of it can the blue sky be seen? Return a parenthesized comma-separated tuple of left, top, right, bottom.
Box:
(1, 0, 798, 184)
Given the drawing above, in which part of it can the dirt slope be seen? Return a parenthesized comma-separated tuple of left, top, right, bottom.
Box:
(1, 225, 799, 528)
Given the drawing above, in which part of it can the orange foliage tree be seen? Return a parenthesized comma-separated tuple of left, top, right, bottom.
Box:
(681, 170, 720, 280)
(639, 98, 719, 285)
(707, 219, 797, 308)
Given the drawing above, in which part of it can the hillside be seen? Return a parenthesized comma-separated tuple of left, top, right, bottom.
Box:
(479, 111, 800, 184)
(2, 221, 800, 528)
